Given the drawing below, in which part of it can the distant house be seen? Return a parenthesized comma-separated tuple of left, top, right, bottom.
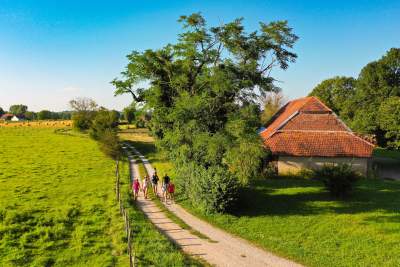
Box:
(0, 113, 14, 121)
(11, 115, 21, 122)
(260, 96, 375, 176)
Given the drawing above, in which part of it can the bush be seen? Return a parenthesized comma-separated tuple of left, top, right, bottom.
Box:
(135, 118, 146, 128)
(176, 163, 239, 214)
(314, 164, 359, 197)
(89, 110, 119, 140)
(72, 111, 95, 131)
(98, 129, 122, 160)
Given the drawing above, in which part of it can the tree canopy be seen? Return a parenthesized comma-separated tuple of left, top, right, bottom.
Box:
(9, 105, 28, 116)
(123, 103, 137, 124)
(309, 76, 355, 115)
(261, 91, 287, 125)
(113, 13, 298, 213)
(309, 48, 400, 148)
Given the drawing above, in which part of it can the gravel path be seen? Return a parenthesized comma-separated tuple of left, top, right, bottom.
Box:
(123, 144, 303, 267)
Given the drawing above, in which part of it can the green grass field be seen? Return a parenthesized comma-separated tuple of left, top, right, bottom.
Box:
(122, 128, 400, 267)
(0, 127, 198, 266)
(0, 127, 128, 266)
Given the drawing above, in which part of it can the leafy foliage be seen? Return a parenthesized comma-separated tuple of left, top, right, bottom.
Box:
(71, 111, 96, 131)
(310, 48, 400, 148)
(9, 104, 28, 116)
(176, 162, 240, 213)
(260, 91, 287, 125)
(113, 13, 297, 213)
(98, 128, 122, 160)
(309, 76, 356, 115)
(69, 98, 98, 131)
(378, 96, 400, 149)
(89, 109, 119, 140)
(37, 110, 53, 120)
(314, 164, 359, 197)
(123, 103, 137, 123)
(0, 107, 4, 117)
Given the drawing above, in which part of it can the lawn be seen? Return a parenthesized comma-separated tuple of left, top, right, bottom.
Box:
(121, 128, 400, 267)
(0, 127, 196, 266)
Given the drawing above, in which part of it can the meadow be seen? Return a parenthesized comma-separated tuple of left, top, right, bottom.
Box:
(121, 128, 400, 267)
(0, 127, 129, 266)
(0, 126, 196, 266)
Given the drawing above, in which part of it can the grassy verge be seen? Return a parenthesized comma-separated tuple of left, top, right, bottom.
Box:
(121, 128, 400, 267)
(119, 151, 203, 266)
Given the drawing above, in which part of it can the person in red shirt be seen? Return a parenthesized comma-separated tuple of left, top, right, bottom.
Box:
(167, 182, 175, 204)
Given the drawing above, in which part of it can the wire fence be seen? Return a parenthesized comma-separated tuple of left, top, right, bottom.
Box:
(115, 160, 134, 267)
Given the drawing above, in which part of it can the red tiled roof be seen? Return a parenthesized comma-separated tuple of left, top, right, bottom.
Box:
(260, 96, 374, 158)
(265, 131, 374, 157)
(260, 96, 331, 140)
(1, 113, 14, 119)
(281, 113, 349, 131)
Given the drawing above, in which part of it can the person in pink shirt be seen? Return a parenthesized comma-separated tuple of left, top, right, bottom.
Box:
(132, 178, 140, 201)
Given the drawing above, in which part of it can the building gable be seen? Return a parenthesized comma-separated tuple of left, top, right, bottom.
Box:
(260, 96, 374, 158)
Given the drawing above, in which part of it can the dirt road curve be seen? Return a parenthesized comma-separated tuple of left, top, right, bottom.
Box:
(124, 144, 303, 267)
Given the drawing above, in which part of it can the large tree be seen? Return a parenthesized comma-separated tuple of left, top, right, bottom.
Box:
(309, 48, 400, 148)
(309, 76, 356, 116)
(261, 91, 287, 125)
(69, 97, 98, 131)
(113, 13, 298, 212)
(350, 48, 400, 146)
(378, 96, 400, 149)
(123, 103, 137, 124)
(0, 107, 4, 117)
(9, 104, 28, 116)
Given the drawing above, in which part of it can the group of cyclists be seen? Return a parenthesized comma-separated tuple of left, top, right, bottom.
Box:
(132, 168, 175, 203)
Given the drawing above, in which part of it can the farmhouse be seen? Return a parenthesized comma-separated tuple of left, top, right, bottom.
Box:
(0, 113, 14, 121)
(260, 96, 375, 176)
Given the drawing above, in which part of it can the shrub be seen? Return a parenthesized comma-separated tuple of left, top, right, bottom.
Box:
(314, 164, 359, 197)
(98, 129, 122, 160)
(176, 163, 239, 214)
(72, 111, 95, 131)
(135, 118, 146, 128)
(89, 110, 119, 140)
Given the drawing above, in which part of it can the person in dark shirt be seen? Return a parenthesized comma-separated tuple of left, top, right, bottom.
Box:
(151, 171, 159, 197)
(162, 174, 170, 202)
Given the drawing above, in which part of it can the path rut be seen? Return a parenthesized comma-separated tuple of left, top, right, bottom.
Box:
(123, 144, 303, 267)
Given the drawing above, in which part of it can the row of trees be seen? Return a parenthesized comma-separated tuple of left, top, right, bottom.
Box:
(310, 48, 400, 149)
(112, 13, 298, 213)
(0, 104, 72, 120)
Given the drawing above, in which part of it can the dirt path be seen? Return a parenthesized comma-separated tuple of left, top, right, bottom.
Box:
(124, 144, 303, 267)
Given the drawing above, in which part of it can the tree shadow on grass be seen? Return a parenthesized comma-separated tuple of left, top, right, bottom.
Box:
(234, 178, 400, 219)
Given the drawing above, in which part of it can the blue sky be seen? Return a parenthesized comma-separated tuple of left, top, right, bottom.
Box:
(0, 0, 399, 111)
